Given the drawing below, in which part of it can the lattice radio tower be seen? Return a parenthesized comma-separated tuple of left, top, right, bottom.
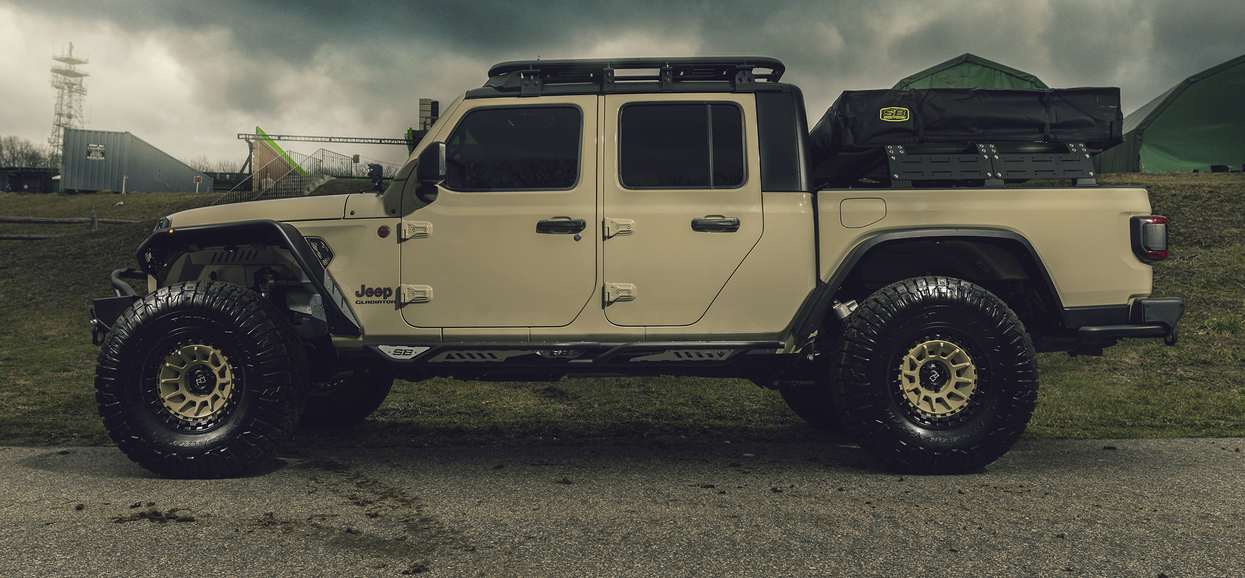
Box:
(49, 43, 89, 156)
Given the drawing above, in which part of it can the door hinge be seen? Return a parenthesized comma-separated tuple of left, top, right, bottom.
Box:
(401, 221, 433, 240)
(604, 282, 637, 304)
(604, 218, 635, 239)
(401, 284, 433, 304)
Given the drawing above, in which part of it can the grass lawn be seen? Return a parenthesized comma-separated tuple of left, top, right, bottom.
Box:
(1, 173, 1242, 448)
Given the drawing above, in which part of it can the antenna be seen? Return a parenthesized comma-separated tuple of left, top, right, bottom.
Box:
(49, 42, 89, 156)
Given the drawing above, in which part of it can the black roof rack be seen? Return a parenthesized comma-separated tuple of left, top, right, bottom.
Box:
(470, 57, 786, 98)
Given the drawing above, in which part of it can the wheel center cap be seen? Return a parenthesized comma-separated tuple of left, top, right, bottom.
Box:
(920, 361, 949, 392)
(187, 365, 217, 395)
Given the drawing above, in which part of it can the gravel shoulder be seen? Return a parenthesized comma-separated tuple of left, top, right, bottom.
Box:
(2, 438, 1242, 577)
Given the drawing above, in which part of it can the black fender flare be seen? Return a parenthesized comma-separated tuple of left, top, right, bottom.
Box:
(790, 228, 1065, 342)
(136, 219, 361, 336)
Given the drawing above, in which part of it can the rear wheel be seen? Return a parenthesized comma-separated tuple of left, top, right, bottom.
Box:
(833, 277, 1038, 474)
(94, 281, 307, 479)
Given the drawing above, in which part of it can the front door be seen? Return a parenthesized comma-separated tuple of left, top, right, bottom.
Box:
(400, 96, 598, 328)
(601, 94, 763, 327)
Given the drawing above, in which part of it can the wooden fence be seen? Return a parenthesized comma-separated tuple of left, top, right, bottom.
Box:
(0, 212, 141, 240)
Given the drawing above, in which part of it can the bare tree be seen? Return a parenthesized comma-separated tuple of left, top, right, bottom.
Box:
(0, 135, 16, 166)
(183, 155, 243, 174)
(184, 155, 213, 173)
(212, 158, 242, 173)
(0, 135, 50, 168)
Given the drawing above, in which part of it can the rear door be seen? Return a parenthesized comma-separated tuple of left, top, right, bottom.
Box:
(601, 94, 763, 326)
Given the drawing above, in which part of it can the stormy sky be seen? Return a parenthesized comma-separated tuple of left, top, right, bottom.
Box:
(2, 0, 1241, 170)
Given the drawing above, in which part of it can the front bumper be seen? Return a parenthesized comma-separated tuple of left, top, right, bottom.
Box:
(88, 268, 145, 346)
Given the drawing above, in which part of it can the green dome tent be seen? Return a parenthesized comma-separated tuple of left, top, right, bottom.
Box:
(893, 53, 1049, 90)
(1096, 54, 1245, 173)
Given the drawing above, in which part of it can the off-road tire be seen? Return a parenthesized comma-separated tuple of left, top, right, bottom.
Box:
(299, 369, 394, 429)
(94, 281, 308, 479)
(833, 277, 1038, 474)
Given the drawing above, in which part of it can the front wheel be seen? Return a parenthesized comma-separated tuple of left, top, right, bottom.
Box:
(833, 277, 1038, 474)
(94, 281, 307, 478)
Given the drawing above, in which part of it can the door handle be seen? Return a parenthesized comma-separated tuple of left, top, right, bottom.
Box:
(536, 217, 587, 234)
(691, 216, 740, 233)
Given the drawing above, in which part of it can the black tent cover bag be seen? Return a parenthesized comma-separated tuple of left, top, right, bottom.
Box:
(810, 87, 1123, 155)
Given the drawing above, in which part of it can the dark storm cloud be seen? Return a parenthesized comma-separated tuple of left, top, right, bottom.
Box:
(28, 0, 707, 61)
(17, 0, 679, 117)
(7, 0, 1242, 164)
(1035, 1, 1245, 109)
(21, 0, 1243, 106)
(1149, 2, 1245, 80)
(18, 0, 797, 118)
(1041, 1, 1156, 83)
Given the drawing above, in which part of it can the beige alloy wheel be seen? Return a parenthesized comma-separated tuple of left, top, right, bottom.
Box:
(95, 281, 307, 479)
(897, 339, 977, 417)
(834, 277, 1038, 474)
(157, 344, 235, 422)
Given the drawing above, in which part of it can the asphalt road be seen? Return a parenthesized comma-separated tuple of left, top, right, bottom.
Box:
(1, 438, 1242, 578)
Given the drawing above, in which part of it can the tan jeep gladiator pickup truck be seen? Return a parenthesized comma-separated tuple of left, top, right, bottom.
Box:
(89, 57, 1183, 478)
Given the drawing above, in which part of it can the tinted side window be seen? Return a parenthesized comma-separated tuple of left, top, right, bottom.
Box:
(619, 103, 744, 189)
(444, 106, 581, 191)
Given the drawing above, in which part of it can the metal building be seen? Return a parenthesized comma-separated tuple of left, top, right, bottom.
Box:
(60, 128, 212, 193)
(0, 167, 58, 193)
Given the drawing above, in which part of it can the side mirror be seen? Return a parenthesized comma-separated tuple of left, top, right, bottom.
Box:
(415, 141, 446, 204)
(416, 142, 446, 186)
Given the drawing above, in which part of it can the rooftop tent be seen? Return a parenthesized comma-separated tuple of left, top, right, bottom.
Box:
(893, 53, 1049, 90)
(1096, 54, 1245, 173)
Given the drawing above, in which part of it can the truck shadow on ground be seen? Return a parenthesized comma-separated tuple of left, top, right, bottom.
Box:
(285, 412, 852, 452)
(18, 418, 1085, 480)
(15, 447, 291, 479)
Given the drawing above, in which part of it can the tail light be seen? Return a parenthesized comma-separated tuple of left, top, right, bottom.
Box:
(1130, 216, 1169, 261)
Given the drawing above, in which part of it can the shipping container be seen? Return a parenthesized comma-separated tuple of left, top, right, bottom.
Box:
(60, 128, 213, 193)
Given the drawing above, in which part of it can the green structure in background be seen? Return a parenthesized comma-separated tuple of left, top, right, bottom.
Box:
(255, 126, 308, 177)
(1097, 54, 1245, 173)
(893, 53, 1048, 90)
